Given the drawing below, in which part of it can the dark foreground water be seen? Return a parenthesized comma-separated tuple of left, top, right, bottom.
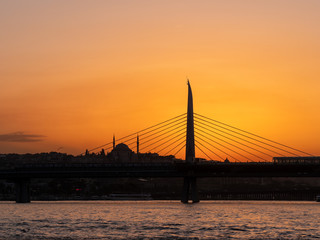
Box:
(0, 201, 319, 240)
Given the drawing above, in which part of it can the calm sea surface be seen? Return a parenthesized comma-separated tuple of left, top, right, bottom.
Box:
(0, 201, 319, 240)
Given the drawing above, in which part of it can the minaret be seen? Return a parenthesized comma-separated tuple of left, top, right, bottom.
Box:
(113, 134, 115, 149)
(137, 134, 139, 155)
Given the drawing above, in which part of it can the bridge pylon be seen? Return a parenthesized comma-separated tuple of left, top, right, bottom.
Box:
(181, 81, 199, 203)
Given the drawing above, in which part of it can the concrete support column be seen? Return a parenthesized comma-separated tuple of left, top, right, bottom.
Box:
(181, 177, 199, 203)
(15, 178, 30, 203)
(190, 177, 199, 203)
(181, 177, 190, 203)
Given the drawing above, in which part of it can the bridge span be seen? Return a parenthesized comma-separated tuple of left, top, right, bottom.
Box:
(2, 162, 320, 180)
(1, 161, 320, 203)
(1, 82, 318, 203)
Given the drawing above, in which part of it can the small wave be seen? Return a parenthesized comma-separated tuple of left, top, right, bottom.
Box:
(229, 227, 248, 232)
(141, 225, 179, 231)
(198, 227, 218, 231)
(15, 222, 29, 226)
(165, 223, 184, 226)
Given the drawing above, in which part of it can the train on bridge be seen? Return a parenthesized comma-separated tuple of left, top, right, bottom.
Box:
(273, 156, 320, 164)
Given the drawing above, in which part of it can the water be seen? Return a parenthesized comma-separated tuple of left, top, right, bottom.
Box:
(0, 201, 319, 240)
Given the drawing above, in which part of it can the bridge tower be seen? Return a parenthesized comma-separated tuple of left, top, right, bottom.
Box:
(181, 81, 199, 203)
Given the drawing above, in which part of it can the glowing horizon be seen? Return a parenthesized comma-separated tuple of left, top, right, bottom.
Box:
(1, 1, 319, 160)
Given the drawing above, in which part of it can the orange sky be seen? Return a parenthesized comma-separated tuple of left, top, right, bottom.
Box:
(0, 1, 319, 159)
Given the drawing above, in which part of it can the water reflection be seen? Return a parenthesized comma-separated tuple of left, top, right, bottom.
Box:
(0, 201, 319, 239)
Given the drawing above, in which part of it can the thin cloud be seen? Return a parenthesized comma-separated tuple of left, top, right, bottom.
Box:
(0, 132, 46, 142)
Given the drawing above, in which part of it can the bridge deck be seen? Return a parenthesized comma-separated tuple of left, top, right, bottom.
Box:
(1, 162, 320, 179)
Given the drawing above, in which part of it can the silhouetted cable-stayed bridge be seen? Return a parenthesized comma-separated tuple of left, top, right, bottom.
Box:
(1, 82, 319, 204)
(75, 81, 317, 203)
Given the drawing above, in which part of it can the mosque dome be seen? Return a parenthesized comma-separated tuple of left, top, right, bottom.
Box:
(114, 143, 132, 152)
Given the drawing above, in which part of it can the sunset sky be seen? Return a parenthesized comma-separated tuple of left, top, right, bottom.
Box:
(1, 1, 319, 159)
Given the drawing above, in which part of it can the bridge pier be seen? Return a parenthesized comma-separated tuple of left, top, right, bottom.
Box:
(15, 178, 30, 203)
(181, 177, 199, 203)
